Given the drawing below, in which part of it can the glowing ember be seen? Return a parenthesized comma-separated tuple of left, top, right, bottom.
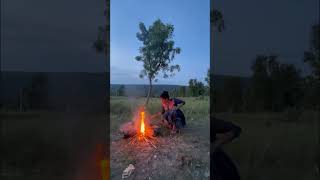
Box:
(140, 111, 145, 135)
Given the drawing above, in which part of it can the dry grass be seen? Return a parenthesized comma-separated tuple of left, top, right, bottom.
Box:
(216, 111, 319, 180)
(110, 96, 210, 180)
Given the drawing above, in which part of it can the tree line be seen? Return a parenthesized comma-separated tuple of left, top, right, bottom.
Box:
(110, 81, 209, 98)
(213, 24, 319, 112)
(0, 73, 49, 112)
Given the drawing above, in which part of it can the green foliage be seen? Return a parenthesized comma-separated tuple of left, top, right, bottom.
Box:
(188, 79, 205, 97)
(213, 55, 306, 113)
(303, 24, 320, 110)
(136, 19, 181, 80)
(93, 0, 109, 56)
(93, 26, 106, 53)
(135, 19, 181, 105)
(205, 68, 210, 87)
(250, 55, 302, 112)
(304, 24, 320, 80)
(211, 9, 225, 32)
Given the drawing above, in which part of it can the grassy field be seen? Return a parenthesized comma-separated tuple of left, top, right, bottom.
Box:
(2, 96, 318, 179)
(216, 111, 319, 180)
(110, 96, 210, 135)
(110, 96, 210, 180)
(110, 96, 319, 179)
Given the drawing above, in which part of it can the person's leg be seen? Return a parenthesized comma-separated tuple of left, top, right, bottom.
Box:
(175, 109, 186, 128)
(175, 118, 183, 129)
(169, 117, 182, 134)
(161, 111, 173, 129)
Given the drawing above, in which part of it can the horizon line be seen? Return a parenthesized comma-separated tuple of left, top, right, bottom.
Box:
(2, 70, 254, 78)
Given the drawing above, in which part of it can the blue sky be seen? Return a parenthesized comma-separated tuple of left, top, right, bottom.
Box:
(111, 0, 210, 85)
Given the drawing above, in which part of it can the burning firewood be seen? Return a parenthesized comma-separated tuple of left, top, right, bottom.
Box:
(120, 109, 160, 149)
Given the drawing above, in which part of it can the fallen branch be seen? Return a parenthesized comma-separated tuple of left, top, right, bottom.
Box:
(143, 136, 157, 149)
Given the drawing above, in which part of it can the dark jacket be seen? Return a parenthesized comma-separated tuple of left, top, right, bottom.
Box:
(212, 118, 242, 143)
(212, 117, 242, 180)
(161, 98, 186, 127)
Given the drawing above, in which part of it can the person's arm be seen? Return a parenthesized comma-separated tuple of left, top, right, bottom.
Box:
(153, 106, 165, 119)
(173, 98, 185, 110)
(213, 118, 241, 149)
(214, 131, 236, 148)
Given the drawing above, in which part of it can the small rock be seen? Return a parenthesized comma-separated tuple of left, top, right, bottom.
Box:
(122, 164, 135, 179)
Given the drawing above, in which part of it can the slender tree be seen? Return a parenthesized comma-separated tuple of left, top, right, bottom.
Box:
(211, 8, 225, 115)
(135, 19, 181, 105)
(93, 0, 110, 56)
(303, 24, 320, 110)
(304, 24, 320, 80)
(211, 9, 225, 32)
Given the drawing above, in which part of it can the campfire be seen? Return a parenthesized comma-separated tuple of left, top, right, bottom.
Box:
(126, 108, 158, 149)
(140, 111, 145, 136)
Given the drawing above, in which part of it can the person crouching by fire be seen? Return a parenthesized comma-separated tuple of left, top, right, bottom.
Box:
(155, 91, 186, 133)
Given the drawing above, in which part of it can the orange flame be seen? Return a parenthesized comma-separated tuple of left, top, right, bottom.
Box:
(140, 111, 145, 135)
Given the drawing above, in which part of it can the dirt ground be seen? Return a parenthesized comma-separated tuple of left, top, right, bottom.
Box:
(110, 125, 210, 180)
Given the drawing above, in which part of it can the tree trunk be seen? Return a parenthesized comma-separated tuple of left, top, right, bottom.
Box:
(145, 78, 152, 106)
(19, 88, 23, 112)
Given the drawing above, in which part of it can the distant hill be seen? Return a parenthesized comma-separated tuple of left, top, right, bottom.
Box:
(110, 84, 185, 97)
(1, 71, 106, 112)
(1, 72, 250, 103)
(111, 75, 251, 97)
(212, 74, 251, 90)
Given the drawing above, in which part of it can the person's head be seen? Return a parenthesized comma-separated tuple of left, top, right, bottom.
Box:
(160, 91, 170, 105)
